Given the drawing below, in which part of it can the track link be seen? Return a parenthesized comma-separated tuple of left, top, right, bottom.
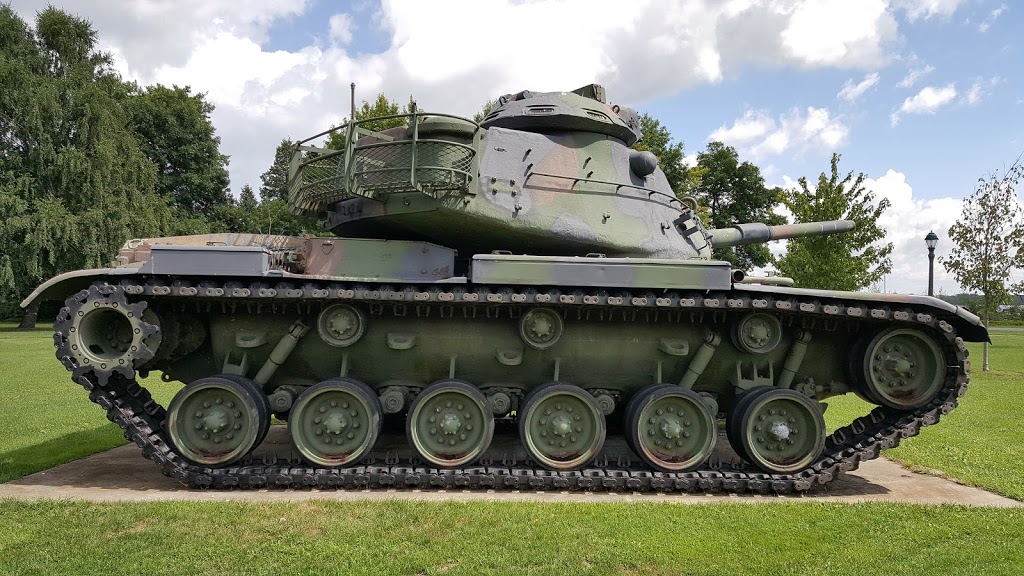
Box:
(53, 279, 970, 493)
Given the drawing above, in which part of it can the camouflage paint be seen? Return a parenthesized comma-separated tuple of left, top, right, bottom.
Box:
(25, 83, 990, 477)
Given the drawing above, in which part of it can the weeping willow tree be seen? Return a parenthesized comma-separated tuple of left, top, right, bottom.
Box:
(0, 7, 173, 321)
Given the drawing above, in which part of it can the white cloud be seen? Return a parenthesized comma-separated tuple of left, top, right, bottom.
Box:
(710, 107, 849, 159)
(3, 0, 910, 193)
(328, 14, 354, 45)
(868, 170, 966, 294)
(965, 81, 984, 105)
(890, 83, 957, 125)
(780, 0, 895, 68)
(978, 3, 1007, 33)
(897, 64, 935, 88)
(893, 0, 966, 21)
(962, 76, 1002, 106)
(838, 72, 880, 101)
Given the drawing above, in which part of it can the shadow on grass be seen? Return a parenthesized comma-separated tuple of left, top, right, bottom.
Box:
(0, 425, 126, 484)
(1, 426, 895, 497)
(0, 326, 50, 334)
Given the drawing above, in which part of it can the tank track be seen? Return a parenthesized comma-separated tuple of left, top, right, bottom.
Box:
(53, 280, 970, 493)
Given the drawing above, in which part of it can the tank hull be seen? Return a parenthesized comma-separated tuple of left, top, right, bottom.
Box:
(41, 244, 982, 491)
(25, 83, 985, 491)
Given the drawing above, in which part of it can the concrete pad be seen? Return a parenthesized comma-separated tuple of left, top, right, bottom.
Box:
(1, 427, 1019, 506)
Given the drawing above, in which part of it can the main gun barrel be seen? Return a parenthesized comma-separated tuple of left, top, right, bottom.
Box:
(707, 220, 855, 248)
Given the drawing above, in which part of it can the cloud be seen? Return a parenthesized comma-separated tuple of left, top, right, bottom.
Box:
(978, 3, 1007, 33)
(965, 81, 983, 105)
(710, 107, 849, 159)
(3, 0, 908, 193)
(963, 76, 1002, 106)
(10, 0, 311, 73)
(867, 170, 966, 294)
(890, 83, 957, 125)
(779, 0, 896, 68)
(328, 13, 353, 45)
(897, 64, 935, 88)
(838, 72, 880, 101)
(892, 0, 966, 21)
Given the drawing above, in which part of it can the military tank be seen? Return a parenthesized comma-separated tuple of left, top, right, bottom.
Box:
(24, 84, 986, 492)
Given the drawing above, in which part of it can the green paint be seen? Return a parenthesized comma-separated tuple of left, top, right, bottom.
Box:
(166, 377, 265, 466)
(519, 383, 606, 471)
(406, 381, 493, 467)
(738, 388, 825, 474)
(627, 386, 716, 472)
(861, 328, 945, 409)
(288, 379, 380, 466)
(20, 84, 991, 480)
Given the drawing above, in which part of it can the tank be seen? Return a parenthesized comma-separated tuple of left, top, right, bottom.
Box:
(25, 84, 987, 492)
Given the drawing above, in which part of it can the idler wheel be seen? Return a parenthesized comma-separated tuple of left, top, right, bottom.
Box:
(519, 382, 606, 471)
(289, 378, 381, 467)
(861, 328, 946, 410)
(166, 375, 269, 466)
(407, 380, 494, 467)
(625, 385, 716, 472)
(733, 388, 825, 474)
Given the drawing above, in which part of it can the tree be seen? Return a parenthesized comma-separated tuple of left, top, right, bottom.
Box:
(238, 184, 258, 211)
(775, 153, 892, 291)
(126, 84, 231, 213)
(942, 158, 1024, 371)
(631, 113, 697, 198)
(473, 98, 499, 124)
(259, 138, 294, 202)
(324, 93, 412, 151)
(250, 142, 327, 235)
(692, 142, 784, 270)
(0, 7, 173, 320)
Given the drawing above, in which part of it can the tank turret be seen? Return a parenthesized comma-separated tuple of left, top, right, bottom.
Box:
(288, 86, 857, 264)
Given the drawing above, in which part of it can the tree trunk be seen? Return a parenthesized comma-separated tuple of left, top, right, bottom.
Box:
(982, 304, 990, 371)
(17, 302, 39, 330)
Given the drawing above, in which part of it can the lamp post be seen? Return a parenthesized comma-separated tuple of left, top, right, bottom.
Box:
(925, 231, 938, 296)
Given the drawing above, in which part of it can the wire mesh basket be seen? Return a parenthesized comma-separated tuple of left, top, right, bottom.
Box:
(288, 113, 478, 215)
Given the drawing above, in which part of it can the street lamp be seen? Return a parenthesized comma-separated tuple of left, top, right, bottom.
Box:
(925, 231, 938, 296)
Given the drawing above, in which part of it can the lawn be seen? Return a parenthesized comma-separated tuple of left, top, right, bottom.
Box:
(0, 499, 1021, 576)
(824, 331, 1024, 500)
(0, 324, 177, 483)
(2, 323, 1024, 575)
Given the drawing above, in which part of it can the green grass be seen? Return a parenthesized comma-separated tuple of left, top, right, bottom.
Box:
(823, 332, 1024, 500)
(0, 324, 176, 483)
(0, 499, 1021, 575)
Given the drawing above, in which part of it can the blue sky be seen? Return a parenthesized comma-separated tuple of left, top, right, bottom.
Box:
(10, 0, 1024, 293)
